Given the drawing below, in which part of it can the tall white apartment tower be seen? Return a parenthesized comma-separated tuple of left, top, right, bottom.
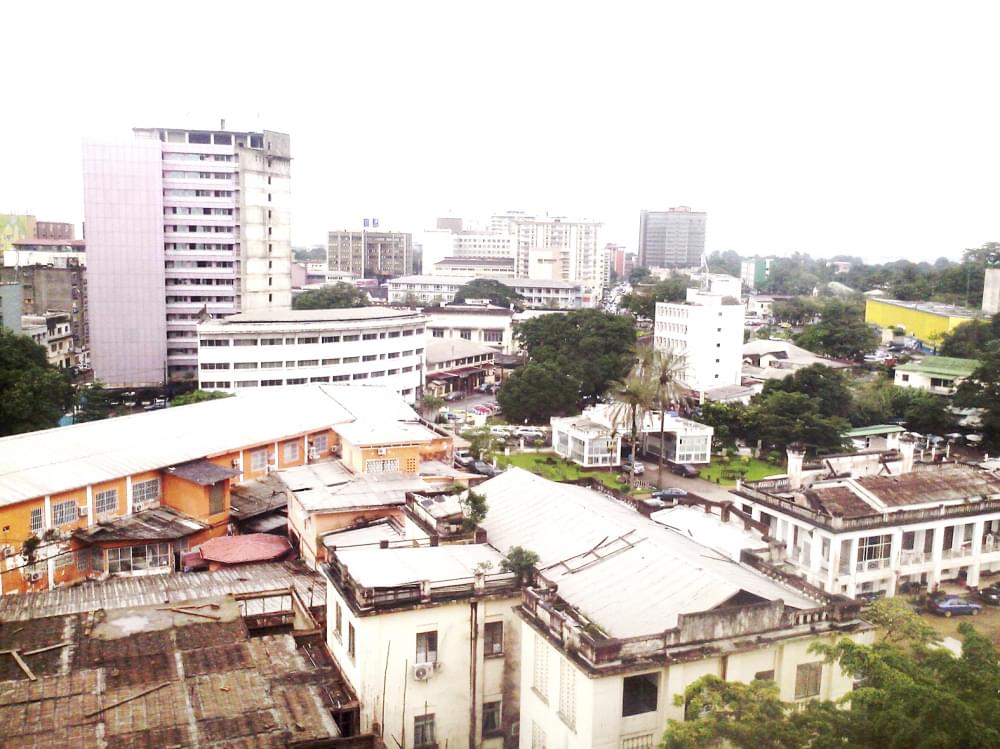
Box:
(84, 126, 292, 385)
(654, 288, 744, 397)
(489, 212, 602, 286)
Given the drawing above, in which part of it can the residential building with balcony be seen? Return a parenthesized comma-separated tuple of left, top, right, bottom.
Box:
(196, 307, 426, 402)
(654, 289, 745, 396)
(425, 303, 516, 354)
(83, 126, 292, 386)
(22, 311, 74, 368)
(387, 275, 583, 309)
(894, 356, 979, 395)
(0, 385, 435, 594)
(474, 469, 870, 749)
(733, 442, 1000, 597)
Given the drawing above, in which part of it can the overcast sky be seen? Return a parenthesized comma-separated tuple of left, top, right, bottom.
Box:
(3, 1, 999, 262)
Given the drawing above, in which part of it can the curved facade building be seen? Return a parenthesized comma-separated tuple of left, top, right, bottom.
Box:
(196, 308, 426, 401)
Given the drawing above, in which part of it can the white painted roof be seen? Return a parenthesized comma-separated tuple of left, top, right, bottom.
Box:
(279, 461, 428, 512)
(334, 419, 438, 447)
(650, 505, 768, 561)
(321, 519, 417, 549)
(0, 385, 420, 506)
(426, 338, 497, 365)
(335, 544, 507, 586)
(475, 468, 820, 638)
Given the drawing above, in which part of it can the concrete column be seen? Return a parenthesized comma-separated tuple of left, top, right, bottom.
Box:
(809, 532, 822, 586)
(929, 526, 945, 589)
(969, 520, 985, 588)
(787, 447, 806, 489)
(847, 537, 860, 598)
(86, 486, 95, 527)
(887, 529, 903, 596)
(125, 476, 133, 515)
(827, 538, 841, 592)
(42, 496, 52, 532)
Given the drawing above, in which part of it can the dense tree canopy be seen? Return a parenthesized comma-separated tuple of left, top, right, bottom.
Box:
(495, 362, 579, 424)
(706, 250, 742, 277)
(794, 299, 879, 360)
(937, 313, 1000, 358)
(170, 389, 234, 407)
(629, 266, 652, 285)
(0, 329, 74, 436)
(744, 391, 850, 455)
(292, 283, 369, 309)
(515, 309, 635, 398)
(452, 278, 523, 308)
(76, 381, 117, 423)
(663, 606, 1000, 749)
(762, 364, 854, 420)
(622, 276, 691, 318)
(956, 341, 1000, 450)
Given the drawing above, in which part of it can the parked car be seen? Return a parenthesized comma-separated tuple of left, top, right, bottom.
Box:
(928, 595, 982, 617)
(444, 391, 464, 402)
(622, 461, 645, 476)
(978, 585, 1000, 606)
(454, 453, 476, 469)
(651, 488, 688, 499)
(472, 461, 500, 478)
(855, 590, 886, 605)
(671, 463, 701, 478)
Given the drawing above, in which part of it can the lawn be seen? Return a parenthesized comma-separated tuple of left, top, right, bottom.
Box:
(699, 456, 783, 486)
(495, 452, 632, 492)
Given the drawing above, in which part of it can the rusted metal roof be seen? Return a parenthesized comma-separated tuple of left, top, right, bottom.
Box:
(165, 458, 240, 486)
(73, 505, 208, 542)
(857, 463, 1000, 507)
(199, 534, 291, 565)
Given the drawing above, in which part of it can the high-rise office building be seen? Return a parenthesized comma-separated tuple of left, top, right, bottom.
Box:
(638, 206, 706, 269)
(83, 126, 292, 386)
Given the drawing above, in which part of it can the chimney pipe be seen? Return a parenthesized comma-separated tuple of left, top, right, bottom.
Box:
(787, 445, 806, 490)
(220, 118, 226, 130)
(899, 434, 916, 474)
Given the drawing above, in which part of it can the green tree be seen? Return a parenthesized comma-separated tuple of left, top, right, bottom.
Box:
(418, 393, 445, 419)
(499, 545, 540, 582)
(762, 364, 854, 420)
(292, 283, 369, 309)
(771, 297, 820, 326)
(496, 362, 579, 424)
(706, 250, 742, 277)
(453, 278, 523, 308)
(744, 391, 849, 455)
(624, 276, 690, 319)
(170, 390, 233, 407)
(516, 309, 635, 398)
(695, 400, 750, 448)
(629, 266, 652, 285)
(76, 381, 116, 423)
(607, 376, 656, 465)
(938, 314, 1000, 358)
(956, 341, 1000, 450)
(795, 299, 879, 360)
(0, 329, 74, 436)
(460, 490, 489, 532)
(634, 346, 687, 474)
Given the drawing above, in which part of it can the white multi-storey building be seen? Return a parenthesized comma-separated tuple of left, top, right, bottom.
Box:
(654, 289, 744, 396)
(735, 443, 1000, 598)
(83, 126, 291, 385)
(196, 308, 426, 402)
(387, 275, 583, 309)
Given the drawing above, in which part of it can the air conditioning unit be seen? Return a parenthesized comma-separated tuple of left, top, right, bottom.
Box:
(0, 545, 13, 558)
(78, 506, 89, 518)
(412, 663, 434, 681)
(377, 447, 388, 456)
(232, 458, 240, 468)
(28, 572, 42, 582)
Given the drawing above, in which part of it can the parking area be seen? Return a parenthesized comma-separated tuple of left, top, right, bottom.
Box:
(912, 582, 1000, 647)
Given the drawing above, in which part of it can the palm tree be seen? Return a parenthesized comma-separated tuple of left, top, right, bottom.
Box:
(607, 376, 656, 477)
(633, 346, 688, 478)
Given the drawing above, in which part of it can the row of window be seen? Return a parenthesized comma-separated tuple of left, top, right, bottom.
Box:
(202, 353, 421, 369)
(28, 479, 160, 534)
(203, 367, 418, 389)
(203, 329, 423, 347)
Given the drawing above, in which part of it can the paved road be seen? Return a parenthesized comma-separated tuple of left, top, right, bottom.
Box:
(637, 461, 743, 504)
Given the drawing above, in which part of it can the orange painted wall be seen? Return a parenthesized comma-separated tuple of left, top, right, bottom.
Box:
(162, 475, 231, 528)
(0, 498, 46, 552)
(242, 444, 275, 481)
(90, 477, 128, 521)
(277, 436, 306, 469)
(294, 506, 405, 566)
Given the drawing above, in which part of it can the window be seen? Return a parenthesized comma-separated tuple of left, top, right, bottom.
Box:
(901, 374, 910, 382)
(362, 354, 377, 362)
(52, 500, 77, 527)
(334, 602, 342, 641)
(622, 672, 658, 716)
(261, 379, 282, 387)
(484, 621, 503, 656)
(484, 330, 503, 343)
(795, 662, 822, 699)
(343, 334, 359, 342)
(858, 534, 891, 569)
(322, 358, 340, 365)
(348, 623, 356, 659)
(432, 329, 444, 338)
(754, 669, 775, 682)
(459, 329, 472, 340)
(95, 488, 118, 515)
(366, 458, 400, 473)
(531, 721, 546, 749)
(532, 635, 548, 699)
(30, 507, 43, 534)
(298, 337, 319, 344)
(260, 337, 282, 346)
(233, 338, 258, 346)
(298, 360, 319, 367)
(414, 714, 435, 748)
(234, 362, 258, 370)
(200, 338, 230, 347)
(558, 658, 576, 728)
(322, 335, 340, 343)
(287, 378, 306, 385)
(251, 449, 269, 472)
(416, 631, 438, 663)
(209, 483, 225, 515)
(284, 441, 301, 463)
(482, 701, 501, 736)
(313, 433, 329, 452)
(107, 546, 131, 574)
(261, 361, 282, 368)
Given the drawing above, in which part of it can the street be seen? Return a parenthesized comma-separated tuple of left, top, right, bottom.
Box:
(637, 460, 744, 504)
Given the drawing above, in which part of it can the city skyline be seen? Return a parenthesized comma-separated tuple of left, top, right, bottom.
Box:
(3, 2, 1000, 263)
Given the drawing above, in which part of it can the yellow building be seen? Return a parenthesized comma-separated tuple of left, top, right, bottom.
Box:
(865, 297, 982, 347)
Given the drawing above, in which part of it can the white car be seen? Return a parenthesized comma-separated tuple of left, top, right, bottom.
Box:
(622, 461, 645, 476)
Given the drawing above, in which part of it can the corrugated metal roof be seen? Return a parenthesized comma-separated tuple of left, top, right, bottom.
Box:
(334, 419, 438, 446)
(0, 385, 419, 506)
(0, 562, 325, 621)
(476, 469, 820, 638)
(335, 545, 507, 587)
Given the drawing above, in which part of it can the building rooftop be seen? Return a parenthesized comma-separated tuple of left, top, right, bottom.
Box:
(73, 505, 208, 543)
(334, 544, 507, 587)
(11, 238, 85, 249)
(321, 518, 411, 550)
(198, 533, 292, 565)
(844, 424, 906, 439)
(0, 385, 419, 506)
(650, 505, 768, 561)
(389, 275, 580, 290)
(228, 475, 288, 520)
(200, 306, 422, 325)
(434, 256, 514, 267)
(0, 562, 325, 622)
(333, 419, 439, 447)
(0, 590, 351, 748)
(870, 298, 982, 319)
(896, 356, 980, 378)
(164, 458, 240, 486)
(278, 461, 427, 513)
(426, 338, 497, 365)
(475, 468, 819, 638)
